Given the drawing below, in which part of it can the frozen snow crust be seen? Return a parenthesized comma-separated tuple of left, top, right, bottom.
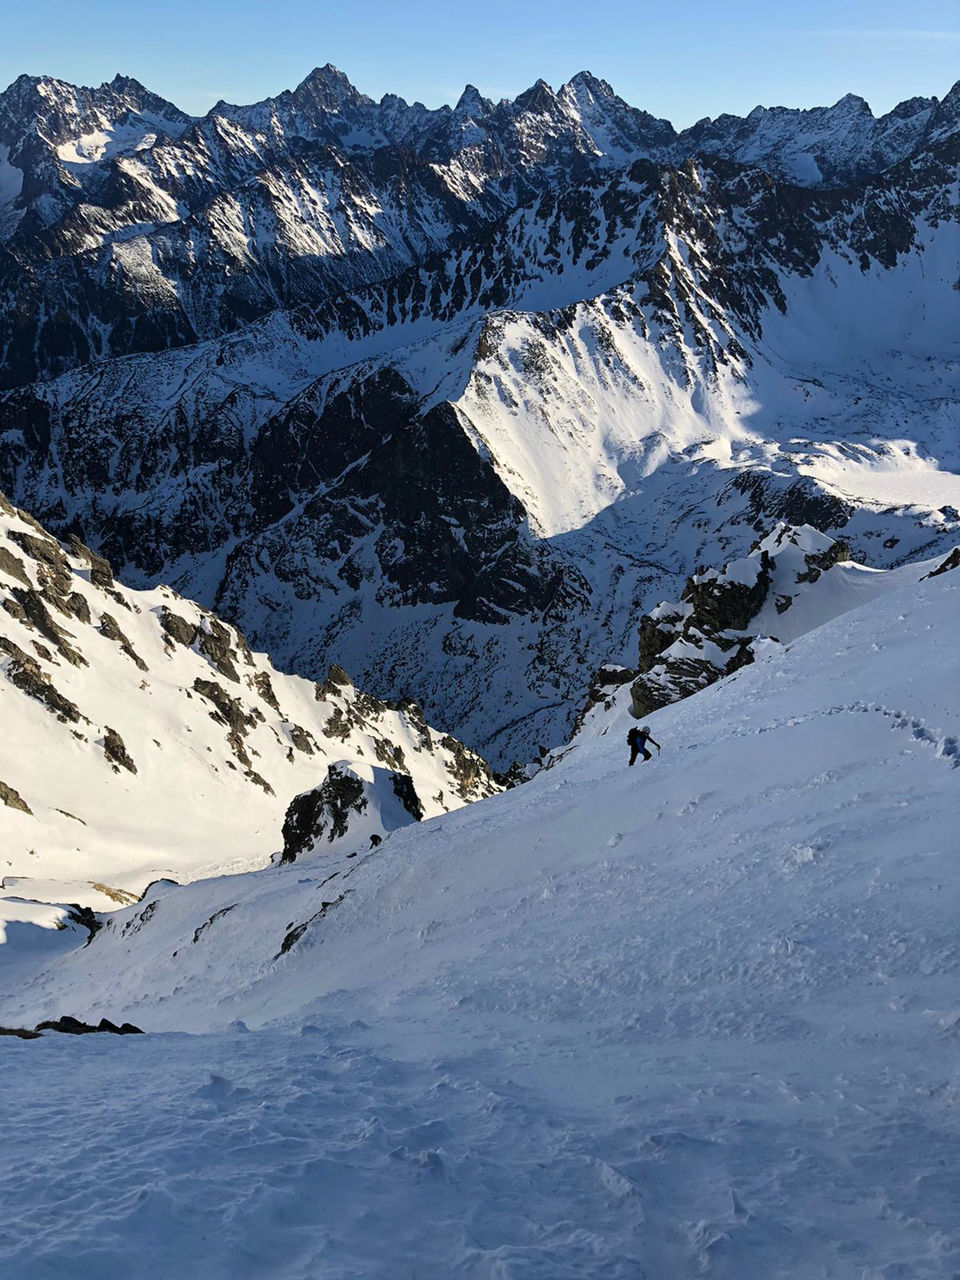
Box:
(1, 559, 957, 1276)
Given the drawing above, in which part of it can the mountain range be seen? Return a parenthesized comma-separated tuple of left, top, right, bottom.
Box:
(0, 66, 957, 767)
(1, 60, 959, 1276)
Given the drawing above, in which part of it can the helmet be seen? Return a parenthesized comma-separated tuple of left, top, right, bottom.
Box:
(642, 725, 651, 733)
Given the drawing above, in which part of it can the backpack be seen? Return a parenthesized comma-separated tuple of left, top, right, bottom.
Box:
(627, 727, 640, 747)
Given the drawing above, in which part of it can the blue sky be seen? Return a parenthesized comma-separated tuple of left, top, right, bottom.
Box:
(2, 0, 957, 126)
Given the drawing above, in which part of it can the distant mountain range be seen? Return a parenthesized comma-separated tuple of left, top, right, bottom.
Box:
(1, 66, 957, 762)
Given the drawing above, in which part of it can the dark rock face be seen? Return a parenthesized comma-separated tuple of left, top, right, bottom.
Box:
(67, 904, 102, 942)
(923, 547, 960, 579)
(280, 766, 367, 863)
(0, 779, 31, 813)
(392, 772, 425, 822)
(437, 734, 498, 802)
(279, 761, 428, 863)
(679, 551, 774, 634)
(253, 671, 281, 711)
(159, 607, 197, 648)
(628, 552, 775, 718)
(277, 893, 345, 958)
(102, 726, 137, 774)
(628, 527, 850, 719)
(32, 1015, 143, 1035)
(192, 905, 237, 945)
(729, 474, 853, 535)
(197, 620, 245, 682)
(794, 540, 851, 583)
(192, 677, 260, 768)
(213, 376, 568, 631)
(69, 535, 114, 588)
(8, 584, 86, 666)
(0, 635, 82, 721)
(98, 613, 147, 670)
(0, 545, 31, 586)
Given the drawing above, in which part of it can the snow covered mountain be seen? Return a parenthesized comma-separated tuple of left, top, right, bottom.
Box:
(0, 490, 500, 939)
(1, 522, 957, 1277)
(1, 67, 958, 762)
(3, 60, 959, 1277)
(0, 67, 956, 387)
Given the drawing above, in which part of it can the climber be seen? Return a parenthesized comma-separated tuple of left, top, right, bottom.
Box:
(627, 724, 661, 766)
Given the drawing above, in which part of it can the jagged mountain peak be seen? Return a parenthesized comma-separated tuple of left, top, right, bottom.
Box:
(883, 92, 933, 119)
(0, 70, 189, 118)
(514, 78, 559, 114)
(0, 68, 193, 169)
(828, 90, 871, 112)
(0, 56, 955, 768)
(453, 83, 492, 117)
(104, 71, 157, 97)
(564, 69, 617, 99)
(745, 91, 873, 122)
(291, 62, 371, 111)
(925, 77, 960, 141)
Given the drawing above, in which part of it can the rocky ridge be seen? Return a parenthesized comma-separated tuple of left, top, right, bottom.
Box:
(0, 67, 956, 389)
(570, 525, 960, 732)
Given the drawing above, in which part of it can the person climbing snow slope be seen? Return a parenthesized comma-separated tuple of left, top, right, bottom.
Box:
(627, 724, 661, 766)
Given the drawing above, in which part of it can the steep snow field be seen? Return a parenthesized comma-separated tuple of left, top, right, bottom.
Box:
(0, 495, 498, 931)
(1, 562, 957, 1277)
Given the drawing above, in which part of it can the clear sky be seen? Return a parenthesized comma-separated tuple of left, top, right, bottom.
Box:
(2, 0, 957, 127)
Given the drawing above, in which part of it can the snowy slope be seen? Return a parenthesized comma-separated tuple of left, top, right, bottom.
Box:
(1, 545, 957, 1278)
(0, 492, 500, 924)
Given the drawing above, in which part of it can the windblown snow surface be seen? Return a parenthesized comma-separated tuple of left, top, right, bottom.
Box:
(1, 559, 957, 1277)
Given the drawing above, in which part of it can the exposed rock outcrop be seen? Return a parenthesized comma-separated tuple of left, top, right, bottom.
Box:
(280, 762, 428, 863)
(281, 766, 367, 862)
(0, 491, 504, 917)
(0, 635, 82, 722)
(102, 727, 137, 775)
(0, 780, 31, 814)
(629, 525, 854, 718)
(33, 1016, 143, 1035)
(923, 547, 960, 580)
